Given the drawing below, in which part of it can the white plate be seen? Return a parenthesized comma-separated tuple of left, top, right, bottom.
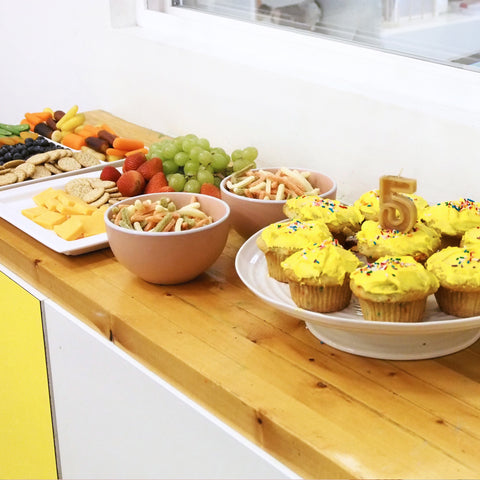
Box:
(0, 170, 116, 255)
(235, 230, 480, 360)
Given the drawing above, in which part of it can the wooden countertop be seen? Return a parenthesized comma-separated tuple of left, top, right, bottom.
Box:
(2, 110, 480, 479)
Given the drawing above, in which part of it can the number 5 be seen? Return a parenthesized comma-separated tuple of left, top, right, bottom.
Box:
(379, 175, 417, 232)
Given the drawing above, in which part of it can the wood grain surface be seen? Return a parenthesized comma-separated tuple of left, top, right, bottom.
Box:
(1, 111, 480, 479)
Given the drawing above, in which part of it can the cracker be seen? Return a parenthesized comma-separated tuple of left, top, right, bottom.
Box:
(90, 179, 116, 189)
(83, 187, 105, 204)
(73, 150, 101, 168)
(89, 192, 110, 208)
(65, 178, 94, 198)
(45, 149, 65, 162)
(57, 156, 81, 172)
(14, 168, 27, 182)
(107, 191, 121, 198)
(45, 163, 63, 174)
(16, 162, 36, 177)
(0, 172, 18, 186)
(31, 165, 52, 178)
(26, 152, 50, 165)
(3, 159, 25, 169)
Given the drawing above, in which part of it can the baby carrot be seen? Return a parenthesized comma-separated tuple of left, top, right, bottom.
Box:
(62, 132, 86, 150)
(30, 111, 53, 122)
(106, 147, 128, 157)
(75, 124, 100, 138)
(112, 137, 145, 152)
(24, 112, 45, 126)
(124, 147, 149, 156)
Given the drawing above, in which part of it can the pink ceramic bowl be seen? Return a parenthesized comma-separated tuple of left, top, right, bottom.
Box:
(220, 167, 337, 238)
(104, 192, 230, 284)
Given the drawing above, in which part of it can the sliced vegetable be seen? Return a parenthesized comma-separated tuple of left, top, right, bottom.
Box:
(62, 132, 86, 150)
(112, 137, 145, 152)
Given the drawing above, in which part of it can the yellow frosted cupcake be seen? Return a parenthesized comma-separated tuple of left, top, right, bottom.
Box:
(460, 226, 480, 249)
(283, 196, 364, 244)
(355, 220, 441, 263)
(354, 189, 429, 222)
(421, 198, 480, 248)
(425, 247, 480, 317)
(281, 238, 362, 312)
(256, 219, 332, 282)
(350, 256, 439, 322)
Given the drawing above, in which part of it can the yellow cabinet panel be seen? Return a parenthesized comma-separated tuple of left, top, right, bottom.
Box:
(0, 272, 57, 479)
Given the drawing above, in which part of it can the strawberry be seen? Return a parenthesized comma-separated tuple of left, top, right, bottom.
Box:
(200, 183, 221, 199)
(136, 157, 163, 182)
(116, 170, 146, 197)
(99, 165, 121, 183)
(156, 186, 175, 193)
(122, 152, 147, 173)
(144, 172, 168, 194)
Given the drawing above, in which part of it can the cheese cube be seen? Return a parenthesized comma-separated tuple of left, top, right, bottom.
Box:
(32, 210, 67, 229)
(22, 206, 49, 220)
(53, 217, 85, 241)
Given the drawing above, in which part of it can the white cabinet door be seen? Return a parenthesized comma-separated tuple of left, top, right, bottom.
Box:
(43, 300, 300, 480)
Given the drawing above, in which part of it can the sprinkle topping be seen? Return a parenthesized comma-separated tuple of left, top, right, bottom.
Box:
(357, 257, 417, 275)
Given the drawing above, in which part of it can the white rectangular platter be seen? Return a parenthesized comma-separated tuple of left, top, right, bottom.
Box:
(0, 171, 113, 256)
(0, 158, 124, 193)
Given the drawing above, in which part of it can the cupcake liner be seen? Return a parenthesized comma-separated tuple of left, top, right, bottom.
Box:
(434, 286, 480, 318)
(288, 280, 352, 313)
(265, 250, 292, 283)
(357, 298, 427, 322)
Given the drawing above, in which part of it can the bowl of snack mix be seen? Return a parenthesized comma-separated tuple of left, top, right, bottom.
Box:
(220, 167, 337, 238)
(104, 192, 231, 284)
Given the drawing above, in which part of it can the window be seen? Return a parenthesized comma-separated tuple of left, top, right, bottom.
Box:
(144, 0, 480, 71)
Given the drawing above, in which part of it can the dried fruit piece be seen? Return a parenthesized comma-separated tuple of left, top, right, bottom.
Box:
(85, 136, 109, 154)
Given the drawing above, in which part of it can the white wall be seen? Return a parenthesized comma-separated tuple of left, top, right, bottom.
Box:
(1, 0, 479, 204)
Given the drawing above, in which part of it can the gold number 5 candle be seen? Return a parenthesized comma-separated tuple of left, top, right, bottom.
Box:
(379, 175, 417, 232)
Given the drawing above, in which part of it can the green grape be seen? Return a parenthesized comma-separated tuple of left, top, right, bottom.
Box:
(199, 164, 214, 173)
(189, 146, 204, 162)
(242, 146, 258, 163)
(231, 149, 243, 161)
(173, 136, 185, 149)
(168, 173, 186, 192)
(211, 147, 227, 156)
(184, 133, 199, 142)
(197, 169, 215, 185)
(174, 151, 189, 167)
(182, 137, 198, 153)
(198, 150, 213, 166)
(211, 152, 229, 172)
(197, 137, 210, 150)
(148, 143, 164, 159)
(184, 178, 202, 193)
(161, 141, 180, 160)
(232, 159, 251, 172)
(184, 158, 200, 176)
(162, 159, 179, 175)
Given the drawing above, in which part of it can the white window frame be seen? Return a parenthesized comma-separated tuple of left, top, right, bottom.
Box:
(124, 0, 480, 128)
